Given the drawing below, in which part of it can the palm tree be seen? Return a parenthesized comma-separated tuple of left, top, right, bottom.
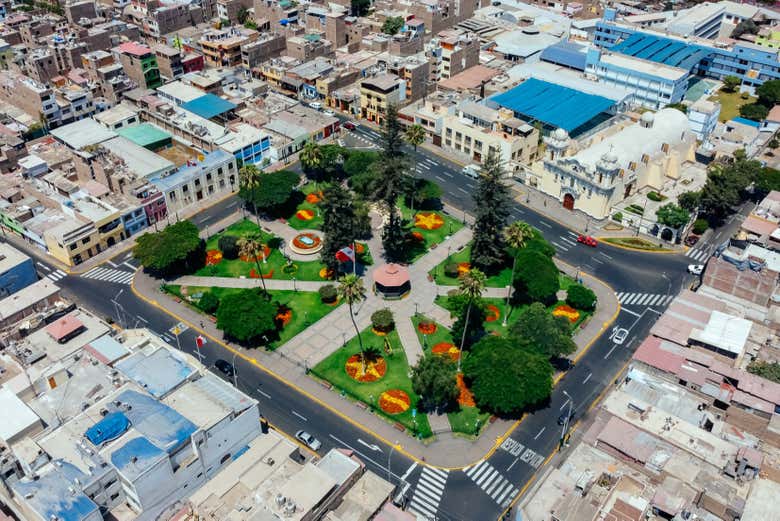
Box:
(404, 124, 426, 212)
(337, 274, 368, 373)
(457, 268, 486, 371)
(237, 234, 268, 292)
(239, 164, 262, 225)
(300, 140, 322, 174)
(503, 221, 534, 325)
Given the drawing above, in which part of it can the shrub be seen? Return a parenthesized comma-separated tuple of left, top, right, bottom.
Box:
(647, 191, 666, 202)
(371, 308, 395, 333)
(319, 284, 337, 304)
(444, 262, 460, 278)
(566, 283, 597, 311)
(267, 236, 283, 249)
(197, 291, 220, 314)
(612, 212, 623, 222)
(693, 218, 708, 235)
(218, 235, 239, 259)
(741, 92, 750, 100)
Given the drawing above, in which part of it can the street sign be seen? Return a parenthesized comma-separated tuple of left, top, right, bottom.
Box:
(196, 335, 206, 349)
(169, 322, 189, 336)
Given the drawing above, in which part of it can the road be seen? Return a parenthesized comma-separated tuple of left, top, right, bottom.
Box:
(16, 122, 744, 521)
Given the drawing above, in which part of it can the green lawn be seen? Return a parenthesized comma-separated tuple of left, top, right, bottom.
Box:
(711, 89, 757, 122)
(410, 315, 490, 436)
(163, 285, 339, 349)
(311, 327, 433, 438)
(399, 199, 464, 262)
(199, 219, 371, 281)
(286, 183, 326, 231)
(429, 244, 514, 288)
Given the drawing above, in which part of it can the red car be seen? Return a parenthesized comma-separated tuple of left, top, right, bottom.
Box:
(343, 121, 356, 130)
(577, 235, 597, 247)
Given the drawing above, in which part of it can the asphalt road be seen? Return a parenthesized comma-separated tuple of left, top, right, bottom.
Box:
(13, 122, 737, 521)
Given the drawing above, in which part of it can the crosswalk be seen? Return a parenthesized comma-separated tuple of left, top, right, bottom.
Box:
(409, 467, 448, 520)
(36, 262, 67, 282)
(464, 460, 519, 509)
(81, 266, 135, 285)
(685, 246, 710, 262)
(617, 292, 674, 307)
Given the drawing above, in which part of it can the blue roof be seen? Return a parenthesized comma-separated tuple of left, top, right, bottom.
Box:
(85, 411, 130, 446)
(611, 32, 708, 71)
(11, 462, 99, 521)
(115, 348, 195, 398)
(491, 78, 615, 132)
(110, 436, 167, 481)
(114, 390, 197, 453)
(540, 41, 588, 71)
(181, 94, 237, 120)
(732, 116, 761, 128)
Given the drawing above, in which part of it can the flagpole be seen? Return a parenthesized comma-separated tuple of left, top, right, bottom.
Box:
(353, 240, 356, 276)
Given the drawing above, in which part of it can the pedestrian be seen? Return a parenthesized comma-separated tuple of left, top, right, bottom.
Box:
(200, 321, 204, 329)
(543, 200, 547, 207)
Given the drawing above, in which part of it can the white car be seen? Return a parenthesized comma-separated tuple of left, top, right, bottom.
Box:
(462, 164, 480, 179)
(687, 264, 704, 276)
(612, 328, 628, 345)
(322, 109, 335, 116)
(295, 430, 322, 451)
(308, 101, 322, 110)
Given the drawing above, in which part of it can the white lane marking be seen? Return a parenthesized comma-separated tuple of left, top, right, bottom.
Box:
(466, 460, 485, 477)
(559, 398, 570, 410)
(623, 293, 640, 305)
(106, 260, 118, 268)
(648, 294, 663, 306)
(256, 388, 272, 399)
(83, 266, 102, 276)
(621, 307, 641, 317)
(400, 462, 418, 481)
(592, 257, 604, 264)
(551, 241, 568, 251)
(36, 262, 50, 271)
(291, 410, 308, 422)
(663, 294, 675, 305)
(583, 372, 592, 384)
(598, 251, 613, 260)
(604, 344, 618, 359)
(457, 187, 468, 194)
(470, 462, 490, 481)
(122, 261, 136, 270)
(538, 221, 552, 229)
(476, 467, 497, 487)
(136, 315, 148, 323)
(560, 237, 577, 247)
(506, 458, 518, 472)
(436, 175, 446, 182)
(533, 426, 546, 440)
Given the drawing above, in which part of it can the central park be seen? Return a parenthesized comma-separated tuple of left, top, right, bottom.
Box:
(133, 106, 599, 441)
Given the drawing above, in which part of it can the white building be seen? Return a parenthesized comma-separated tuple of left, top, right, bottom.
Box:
(688, 99, 720, 141)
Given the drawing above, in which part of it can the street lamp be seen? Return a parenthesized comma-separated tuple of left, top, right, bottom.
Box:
(231, 351, 239, 388)
(560, 390, 573, 450)
(387, 443, 399, 483)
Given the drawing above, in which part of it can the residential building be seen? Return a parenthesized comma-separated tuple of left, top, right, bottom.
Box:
(0, 243, 37, 298)
(200, 27, 259, 68)
(688, 99, 721, 140)
(383, 54, 430, 103)
(241, 32, 287, 69)
(428, 29, 479, 81)
(219, 122, 273, 165)
(360, 73, 407, 124)
(286, 34, 334, 61)
(0, 278, 62, 329)
(154, 44, 184, 80)
(0, 71, 94, 130)
(253, 0, 299, 27)
(264, 104, 339, 159)
(113, 41, 162, 90)
(442, 101, 539, 173)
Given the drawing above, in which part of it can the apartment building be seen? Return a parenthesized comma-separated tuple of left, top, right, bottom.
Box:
(216, 0, 253, 23)
(200, 26, 259, 67)
(113, 41, 162, 90)
(360, 73, 407, 124)
(154, 43, 184, 80)
(430, 29, 479, 80)
(286, 34, 334, 61)
(241, 32, 287, 69)
(0, 71, 93, 129)
(253, 0, 299, 26)
(383, 54, 430, 102)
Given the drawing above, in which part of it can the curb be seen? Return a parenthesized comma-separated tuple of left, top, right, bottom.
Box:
(595, 236, 682, 255)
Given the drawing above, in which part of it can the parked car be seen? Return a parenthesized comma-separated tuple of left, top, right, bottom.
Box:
(214, 359, 235, 377)
(688, 264, 704, 276)
(309, 101, 322, 110)
(684, 235, 700, 247)
(612, 328, 628, 345)
(462, 164, 480, 179)
(295, 430, 322, 451)
(577, 235, 598, 247)
(322, 109, 335, 117)
(558, 409, 576, 426)
(343, 121, 356, 130)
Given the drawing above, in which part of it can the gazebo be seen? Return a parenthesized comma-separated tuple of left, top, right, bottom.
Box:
(373, 264, 411, 299)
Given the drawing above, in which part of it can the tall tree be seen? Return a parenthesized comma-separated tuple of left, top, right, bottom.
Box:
(457, 268, 486, 371)
(239, 164, 262, 225)
(470, 150, 510, 273)
(677, 190, 701, 212)
(405, 124, 426, 212)
(512, 249, 559, 305)
(133, 220, 204, 277)
(237, 233, 268, 292)
(510, 302, 576, 359)
(656, 203, 690, 229)
(337, 274, 369, 373)
(299, 141, 322, 174)
(463, 336, 553, 415)
(374, 105, 408, 261)
(216, 288, 277, 344)
(321, 184, 361, 273)
(502, 221, 534, 324)
(411, 355, 459, 412)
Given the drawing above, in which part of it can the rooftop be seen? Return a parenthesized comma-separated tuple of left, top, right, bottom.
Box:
(116, 41, 153, 57)
(0, 386, 40, 442)
(181, 94, 237, 120)
(0, 242, 30, 275)
(151, 149, 233, 191)
(688, 310, 752, 357)
(115, 346, 196, 398)
(11, 461, 99, 521)
(156, 81, 205, 104)
(609, 31, 708, 71)
(600, 51, 688, 81)
(0, 278, 60, 322)
(116, 123, 171, 150)
(100, 136, 175, 179)
(50, 118, 117, 151)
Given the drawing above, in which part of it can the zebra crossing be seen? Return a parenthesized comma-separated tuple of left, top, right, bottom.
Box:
(685, 246, 710, 262)
(617, 292, 674, 307)
(36, 262, 67, 282)
(81, 266, 135, 285)
(464, 461, 519, 509)
(408, 467, 448, 520)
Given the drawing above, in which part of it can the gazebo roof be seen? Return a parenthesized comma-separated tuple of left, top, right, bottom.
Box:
(373, 263, 410, 287)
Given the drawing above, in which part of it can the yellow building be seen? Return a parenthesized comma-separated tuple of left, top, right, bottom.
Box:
(44, 198, 124, 266)
(360, 73, 406, 125)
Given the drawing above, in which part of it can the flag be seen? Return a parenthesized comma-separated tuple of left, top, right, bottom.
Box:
(196, 335, 206, 349)
(335, 246, 355, 263)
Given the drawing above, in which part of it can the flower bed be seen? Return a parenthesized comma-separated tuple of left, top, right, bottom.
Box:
(305, 191, 323, 204)
(552, 304, 580, 324)
(485, 304, 500, 323)
(432, 342, 460, 361)
(411, 231, 424, 242)
(275, 307, 292, 326)
(249, 268, 274, 279)
(414, 212, 445, 230)
(345, 354, 387, 382)
(205, 249, 223, 266)
(319, 267, 334, 279)
(296, 209, 315, 221)
(457, 262, 471, 276)
(379, 389, 411, 414)
(290, 232, 323, 255)
(456, 374, 476, 407)
(417, 321, 437, 335)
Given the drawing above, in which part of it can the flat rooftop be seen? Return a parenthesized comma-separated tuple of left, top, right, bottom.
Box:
(0, 242, 30, 274)
(609, 32, 708, 71)
(50, 118, 117, 151)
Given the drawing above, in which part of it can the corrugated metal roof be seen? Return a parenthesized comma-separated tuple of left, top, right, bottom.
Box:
(181, 93, 237, 120)
(540, 40, 588, 71)
(610, 32, 708, 70)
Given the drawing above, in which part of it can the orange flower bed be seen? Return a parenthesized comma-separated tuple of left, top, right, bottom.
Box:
(372, 328, 387, 336)
(305, 192, 321, 204)
(456, 374, 476, 407)
(432, 342, 460, 361)
(552, 304, 580, 324)
(414, 212, 444, 230)
(275, 308, 292, 326)
(205, 249, 223, 266)
(355, 242, 366, 254)
(249, 268, 274, 279)
(457, 262, 471, 276)
(239, 245, 271, 261)
(296, 209, 315, 220)
(379, 389, 411, 415)
(319, 267, 334, 279)
(292, 232, 321, 250)
(411, 231, 424, 242)
(345, 354, 387, 382)
(485, 304, 500, 323)
(417, 322, 437, 335)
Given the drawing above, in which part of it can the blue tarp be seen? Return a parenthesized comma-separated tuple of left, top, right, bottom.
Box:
(85, 411, 130, 446)
(491, 78, 615, 132)
(181, 94, 237, 120)
(732, 116, 761, 128)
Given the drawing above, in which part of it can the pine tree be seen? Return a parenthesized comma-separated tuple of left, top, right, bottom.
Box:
(321, 184, 360, 273)
(470, 150, 511, 273)
(373, 105, 408, 261)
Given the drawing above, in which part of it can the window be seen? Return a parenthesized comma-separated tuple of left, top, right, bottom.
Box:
(69, 243, 77, 251)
